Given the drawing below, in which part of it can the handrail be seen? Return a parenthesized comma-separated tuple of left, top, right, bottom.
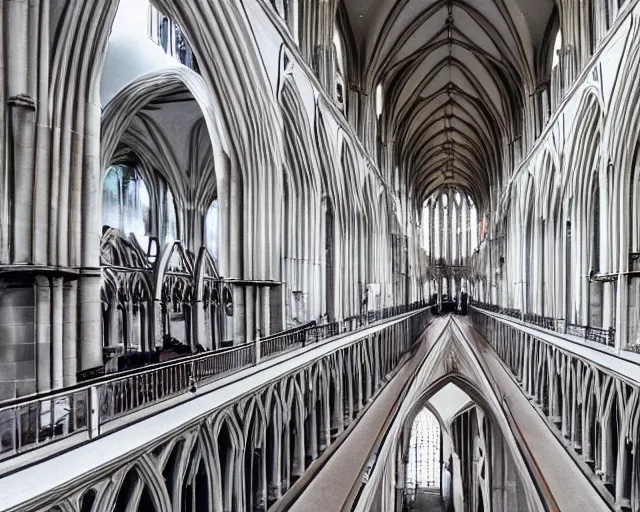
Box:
(471, 301, 616, 348)
(501, 397, 561, 512)
(0, 341, 253, 409)
(0, 302, 427, 465)
(0, 303, 425, 409)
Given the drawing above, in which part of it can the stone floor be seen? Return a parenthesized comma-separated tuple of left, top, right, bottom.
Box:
(412, 489, 444, 511)
(289, 316, 610, 512)
(288, 318, 450, 511)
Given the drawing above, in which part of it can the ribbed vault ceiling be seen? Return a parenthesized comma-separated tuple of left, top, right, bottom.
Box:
(344, 0, 555, 209)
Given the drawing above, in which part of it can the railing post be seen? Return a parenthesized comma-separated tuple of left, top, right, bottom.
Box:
(254, 338, 261, 365)
(89, 386, 99, 439)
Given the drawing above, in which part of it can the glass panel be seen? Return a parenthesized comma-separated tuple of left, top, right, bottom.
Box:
(0, 409, 16, 456)
(102, 164, 151, 249)
(205, 200, 219, 260)
(53, 397, 71, 437)
(164, 187, 178, 243)
(74, 391, 88, 431)
(407, 408, 441, 490)
(20, 402, 39, 448)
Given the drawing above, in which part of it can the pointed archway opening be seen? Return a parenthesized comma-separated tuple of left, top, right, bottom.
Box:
(406, 407, 442, 509)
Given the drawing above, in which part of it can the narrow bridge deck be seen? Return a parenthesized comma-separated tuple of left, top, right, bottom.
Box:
(286, 317, 450, 512)
(288, 316, 611, 512)
(479, 309, 640, 385)
(413, 490, 445, 512)
(456, 316, 610, 512)
(0, 312, 422, 512)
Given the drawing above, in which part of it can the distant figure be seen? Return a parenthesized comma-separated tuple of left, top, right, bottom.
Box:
(460, 290, 468, 315)
(361, 288, 369, 317)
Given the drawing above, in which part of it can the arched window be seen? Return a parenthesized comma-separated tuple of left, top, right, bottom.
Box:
(470, 199, 479, 253)
(434, 204, 441, 261)
(163, 186, 178, 244)
(441, 193, 449, 261)
(538, 10, 562, 125)
(551, 30, 562, 69)
(421, 188, 479, 262)
(423, 201, 431, 260)
(376, 83, 384, 119)
(103, 164, 151, 249)
(333, 25, 347, 109)
(205, 200, 219, 259)
(407, 408, 441, 491)
(452, 196, 458, 264)
(334, 29, 344, 76)
(147, 3, 199, 71)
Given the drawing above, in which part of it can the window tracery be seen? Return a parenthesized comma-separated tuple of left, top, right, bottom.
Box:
(407, 408, 441, 491)
(148, 4, 200, 72)
(423, 187, 478, 301)
(334, 26, 346, 109)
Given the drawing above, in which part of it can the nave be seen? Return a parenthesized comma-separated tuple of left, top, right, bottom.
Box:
(1, 0, 640, 510)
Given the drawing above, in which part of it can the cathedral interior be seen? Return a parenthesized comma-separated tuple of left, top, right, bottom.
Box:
(0, 0, 639, 511)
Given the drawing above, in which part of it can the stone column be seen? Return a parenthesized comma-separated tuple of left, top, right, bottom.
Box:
(195, 299, 207, 349)
(216, 145, 231, 280)
(233, 285, 246, 345)
(79, 95, 104, 374)
(35, 276, 51, 392)
(245, 285, 255, 343)
(7, 0, 35, 265)
(78, 273, 104, 372)
(63, 281, 78, 386)
(261, 286, 271, 338)
(268, 431, 283, 502)
(491, 432, 505, 512)
(51, 277, 64, 389)
(308, 391, 318, 461)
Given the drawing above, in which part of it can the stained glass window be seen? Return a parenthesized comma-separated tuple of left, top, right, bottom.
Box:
(407, 408, 441, 490)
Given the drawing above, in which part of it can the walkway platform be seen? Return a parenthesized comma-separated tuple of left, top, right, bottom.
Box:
(480, 309, 640, 385)
(287, 318, 449, 511)
(0, 312, 421, 512)
(287, 316, 611, 512)
(413, 490, 445, 512)
(457, 316, 611, 512)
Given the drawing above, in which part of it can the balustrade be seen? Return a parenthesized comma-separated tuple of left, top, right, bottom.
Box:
(7, 308, 433, 512)
(0, 301, 427, 468)
(471, 301, 616, 348)
(471, 309, 638, 510)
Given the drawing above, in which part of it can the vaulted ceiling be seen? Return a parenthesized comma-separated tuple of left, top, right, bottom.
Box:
(343, 0, 556, 209)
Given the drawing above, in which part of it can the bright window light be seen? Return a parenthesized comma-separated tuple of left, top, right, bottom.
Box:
(376, 84, 383, 118)
(552, 31, 562, 69)
(333, 28, 344, 74)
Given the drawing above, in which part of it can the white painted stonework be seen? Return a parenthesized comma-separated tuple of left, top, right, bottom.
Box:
(2, 0, 640, 510)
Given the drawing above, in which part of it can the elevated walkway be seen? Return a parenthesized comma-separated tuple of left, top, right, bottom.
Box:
(291, 315, 611, 512)
(413, 490, 445, 512)
(0, 308, 430, 512)
(284, 317, 450, 512)
(455, 317, 610, 512)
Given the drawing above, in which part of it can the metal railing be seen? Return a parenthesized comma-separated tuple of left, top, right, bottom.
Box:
(0, 342, 257, 462)
(259, 302, 427, 361)
(0, 301, 426, 464)
(584, 325, 616, 347)
(522, 313, 555, 330)
(472, 301, 616, 348)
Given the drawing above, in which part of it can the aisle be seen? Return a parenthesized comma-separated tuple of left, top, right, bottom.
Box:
(288, 318, 449, 512)
(412, 489, 444, 511)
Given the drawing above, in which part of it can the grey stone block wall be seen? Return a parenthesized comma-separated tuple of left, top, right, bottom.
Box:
(0, 283, 36, 401)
